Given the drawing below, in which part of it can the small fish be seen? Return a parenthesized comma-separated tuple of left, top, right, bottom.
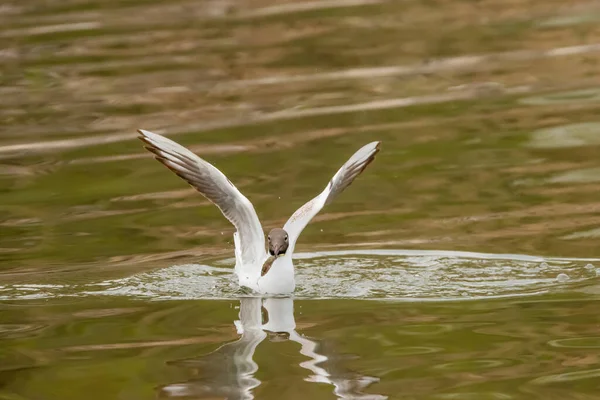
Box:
(261, 255, 277, 277)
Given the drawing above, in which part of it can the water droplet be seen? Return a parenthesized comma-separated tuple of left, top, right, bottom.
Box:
(556, 273, 570, 282)
(540, 262, 549, 268)
(320, 229, 323, 232)
(585, 263, 595, 270)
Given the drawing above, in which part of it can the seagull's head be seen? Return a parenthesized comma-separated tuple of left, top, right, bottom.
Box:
(267, 228, 289, 257)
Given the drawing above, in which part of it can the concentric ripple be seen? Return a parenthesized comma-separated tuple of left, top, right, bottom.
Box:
(1, 249, 599, 301)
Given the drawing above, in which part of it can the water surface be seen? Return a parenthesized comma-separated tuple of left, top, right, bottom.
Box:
(3, 0, 600, 398)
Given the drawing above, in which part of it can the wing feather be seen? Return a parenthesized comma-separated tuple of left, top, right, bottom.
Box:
(283, 141, 380, 253)
(138, 129, 265, 265)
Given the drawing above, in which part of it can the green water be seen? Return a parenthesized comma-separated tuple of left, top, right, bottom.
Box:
(3, 0, 600, 398)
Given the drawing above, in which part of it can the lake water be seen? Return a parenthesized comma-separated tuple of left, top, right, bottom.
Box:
(3, 0, 600, 398)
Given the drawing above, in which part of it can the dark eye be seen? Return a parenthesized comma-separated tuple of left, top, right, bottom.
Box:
(285, 235, 288, 241)
(268, 236, 271, 241)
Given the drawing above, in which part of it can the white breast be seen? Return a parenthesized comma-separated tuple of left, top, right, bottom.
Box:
(236, 254, 295, 294)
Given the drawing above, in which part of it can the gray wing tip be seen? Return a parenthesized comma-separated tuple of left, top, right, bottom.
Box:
(137, 128, 161, 144)
(325, 140, 381, 202)
(366, 140, 382, 154)
(371, 140, 382, 154)
(356, 140, 381, 169)
(137, 128, 154, 146)
(137, 129, 185, 172)
(138, 128, 171, 143)
(138, 129, 181, 158)
(353, 141, 381, 163)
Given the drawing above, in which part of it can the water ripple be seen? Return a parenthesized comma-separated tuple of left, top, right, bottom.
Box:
(1, 249, 598, 301)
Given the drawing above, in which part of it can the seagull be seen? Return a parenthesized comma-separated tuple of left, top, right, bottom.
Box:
(138, 129, 380, 294)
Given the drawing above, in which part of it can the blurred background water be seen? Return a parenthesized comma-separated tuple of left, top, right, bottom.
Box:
(3, 0, 600, 398)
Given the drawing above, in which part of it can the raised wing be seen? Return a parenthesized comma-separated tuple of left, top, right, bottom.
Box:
(138, 129, 265, 265)
(283, 141, 380, 254)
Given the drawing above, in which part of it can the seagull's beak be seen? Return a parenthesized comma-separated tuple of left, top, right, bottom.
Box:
(268, 236, 288, 257)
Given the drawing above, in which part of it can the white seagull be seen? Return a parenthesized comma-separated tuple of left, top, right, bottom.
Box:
(138, 129, 380, 294)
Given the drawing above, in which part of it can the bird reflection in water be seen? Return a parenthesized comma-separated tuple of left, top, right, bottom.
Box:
(159, 297, 386, 399)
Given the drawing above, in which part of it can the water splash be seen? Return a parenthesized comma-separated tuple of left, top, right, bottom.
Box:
(1, 249, 598, 301)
